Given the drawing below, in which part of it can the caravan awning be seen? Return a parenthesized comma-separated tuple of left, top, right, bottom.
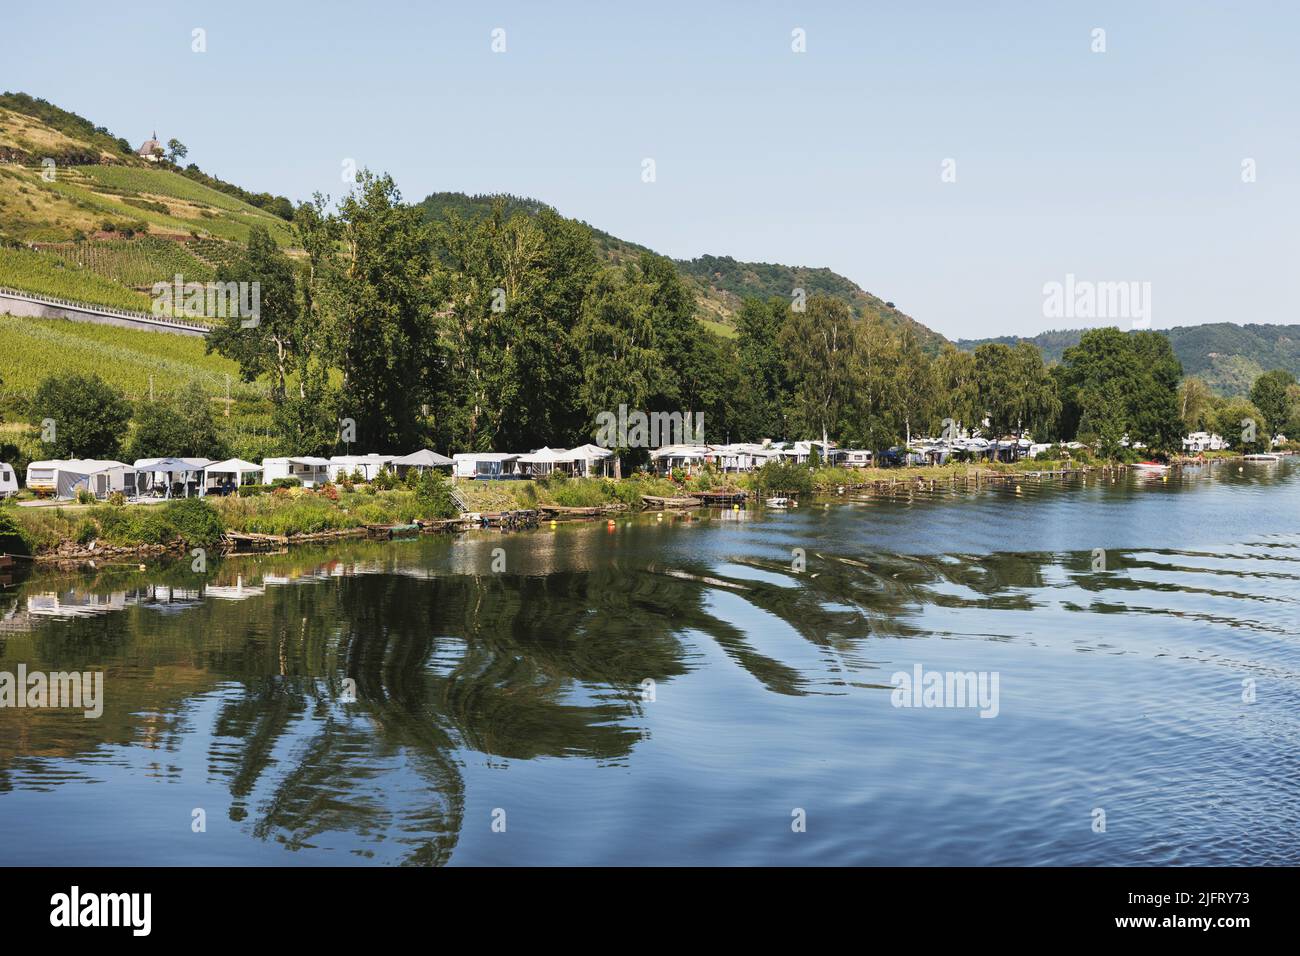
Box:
(557, 444, 613, 462)
(205, 458, 263, 476)
(517, 447, 568, 464)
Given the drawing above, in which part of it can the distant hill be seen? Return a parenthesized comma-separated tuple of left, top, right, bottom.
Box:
(416, 192, 946, 350)
(958, 323, 1300, 396)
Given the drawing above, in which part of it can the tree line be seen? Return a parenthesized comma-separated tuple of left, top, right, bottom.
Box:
(23, 169, 1296, 467)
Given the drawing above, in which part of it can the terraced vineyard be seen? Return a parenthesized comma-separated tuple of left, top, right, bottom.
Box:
(0, 161, 293, 246)
(0, 314, 267, 407)
(41, 236, 216, 288)
(0, 245, 152, 310)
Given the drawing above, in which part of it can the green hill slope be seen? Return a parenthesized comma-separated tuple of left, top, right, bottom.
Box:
(957, 323, 1300, 395)
(416, 192, 945, 349)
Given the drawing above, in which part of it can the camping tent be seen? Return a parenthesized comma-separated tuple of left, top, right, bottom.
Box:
(202, 458, 263, 495)
(517, 447, 568, 477)
(391, 449, 454, 476)
(557, 444, 615, 477)
(133, 458, 211, 498)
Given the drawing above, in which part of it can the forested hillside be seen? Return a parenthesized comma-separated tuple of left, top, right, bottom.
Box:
(958, 323, 1300, 396)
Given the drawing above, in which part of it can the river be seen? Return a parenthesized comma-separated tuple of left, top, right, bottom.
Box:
(1, 459, 1297, 865)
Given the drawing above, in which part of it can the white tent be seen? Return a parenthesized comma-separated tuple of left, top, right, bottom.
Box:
(133, 457, 211, 498)
(202, 458, 263, 495)
(517, 447, 568, 476)
(392, 449, 454, 474)
(557, 443, 615, 477)
(649, 445, 708, 475)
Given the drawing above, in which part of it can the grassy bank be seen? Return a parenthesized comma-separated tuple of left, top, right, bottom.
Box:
(0, 461, 1151, 559)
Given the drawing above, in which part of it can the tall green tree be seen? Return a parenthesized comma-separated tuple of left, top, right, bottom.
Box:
(1249, 369, 1296, 437)
(317, 171, 444, 451)
(28, 373, 131, 460)
(126, 381, 228, 460)
(1058, 327, 1182, 453)
(779, 295, 855, 448)
(572, 268, 661, 448)
(931, 346, 980, 437)
(1177, 376, 1215, 432)
(206, 224, 304, 403)
(733, 297, 793, 440)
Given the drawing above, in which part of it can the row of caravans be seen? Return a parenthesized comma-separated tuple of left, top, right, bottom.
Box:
(6, 450, 458, 501)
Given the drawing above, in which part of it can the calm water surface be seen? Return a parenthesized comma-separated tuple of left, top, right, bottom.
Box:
(2, 460, 1298, 865)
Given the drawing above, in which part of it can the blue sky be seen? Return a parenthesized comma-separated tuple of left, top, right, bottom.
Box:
(5, 0, 1297, 339)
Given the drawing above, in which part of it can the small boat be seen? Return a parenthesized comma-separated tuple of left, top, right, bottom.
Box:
(765, 496, 790, 508)
(1131, 461, 1169, 472)
(1242, 454, 1280, 462)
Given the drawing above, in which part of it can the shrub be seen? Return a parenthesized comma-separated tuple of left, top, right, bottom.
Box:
(318, 482, 339, 501)
(753, 460, 814, 496)
(415, 471, 460, 519)
(74, 518, 98, 545)
(0, 510, 32, 556)
(76, 488, 96, 505)
(270, 477, 300, 489)
(107, 491, 126, 507)
(237, 484, 269, 497)
(163, 498, 223, 547)
(373, 466, 396, 491)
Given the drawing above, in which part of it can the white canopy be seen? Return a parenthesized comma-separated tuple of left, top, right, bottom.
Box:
(134, 457, 211, 473)
(392, 449, 453, 467)
(558, 444, 613, 462)
(205, 458, 263, 475)
(650, 444, 708, 460)
(517, 446, 568, 464)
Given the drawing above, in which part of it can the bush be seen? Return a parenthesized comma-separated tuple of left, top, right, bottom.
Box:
(164, 498, 223, 547)
(237, 484, 269, 497)
(318, 482, 339, 501)
(415, 471, 460, 519)
(0, 510, 32, 556)
(74, 518, 99, 545)
(76, 488, 96, 505)
(270, 477, 300, 489)
(753, 460, 814, 496)
(107, 491, 126, 507)
(373, 466, 396, 491)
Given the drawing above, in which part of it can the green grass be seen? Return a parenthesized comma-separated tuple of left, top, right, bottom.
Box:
(0, 245, 153, 310)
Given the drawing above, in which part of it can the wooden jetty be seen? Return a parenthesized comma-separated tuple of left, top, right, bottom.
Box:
(365, 523, 421, 539)
(694, 490, 748, 505)
(538, 503, 629, 518)
(641, 494, 703, 509)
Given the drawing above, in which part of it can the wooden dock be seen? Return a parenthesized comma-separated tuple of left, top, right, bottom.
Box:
(694, 490, 748, 504)
(641, 494, 703, 509)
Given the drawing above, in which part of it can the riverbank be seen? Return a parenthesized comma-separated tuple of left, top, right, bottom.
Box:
(0, 456, 1271, 562)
